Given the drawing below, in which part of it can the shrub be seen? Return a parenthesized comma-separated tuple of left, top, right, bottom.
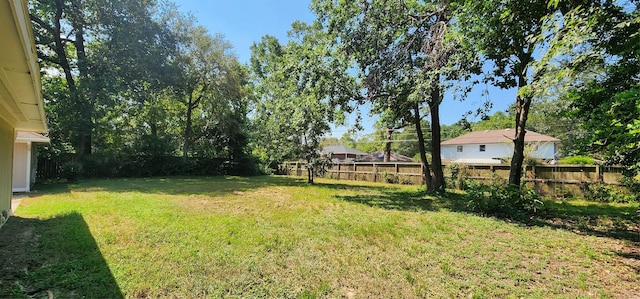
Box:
(382, 171, 398, 184)
(465, 180, 544, 219)
(584, 183, 637, 203)
(60, 161, 84, 181)
(448, 163, 462, 189)
(226, 155, 261, 176)
(558, 155, 595, 165)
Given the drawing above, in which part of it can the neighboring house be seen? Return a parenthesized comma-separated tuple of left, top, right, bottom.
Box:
(13, 132, 50, 192)
(356, 151, 413, 162)
(320, 145, 367, 162)
(1, 0, 48, 224)
(441, 129, 560, 164)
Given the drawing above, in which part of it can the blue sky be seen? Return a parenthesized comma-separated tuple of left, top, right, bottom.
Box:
(172, 0, 515, 137)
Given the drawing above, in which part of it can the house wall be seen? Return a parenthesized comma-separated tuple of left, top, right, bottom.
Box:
(528, 143, 557, 159)
(442, 143, 513, 161)
(0, 118, 14, 223)
(12, 142, 28, 192)
(442, 142, 558, 161)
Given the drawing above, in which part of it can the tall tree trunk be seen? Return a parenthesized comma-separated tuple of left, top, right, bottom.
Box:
(414, 103, 433, 190)
(384, 128, 392, 162)
(150, 123, 158, 137)
(508, 75, 533, 186)
(182, 96, 194, 161)
(429, 83, 445, 191)
(69, 0, 92, 156)
(49, 0, 76, 95)
(307, 160, 314, 184)
(32, 0, 88, 154)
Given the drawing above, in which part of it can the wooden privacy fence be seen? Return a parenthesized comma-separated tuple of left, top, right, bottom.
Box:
(281, 161, 627, 197)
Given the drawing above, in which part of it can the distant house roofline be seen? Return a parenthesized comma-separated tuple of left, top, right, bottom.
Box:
(355, 150, 413, 162)
(441, 129, 560, 145)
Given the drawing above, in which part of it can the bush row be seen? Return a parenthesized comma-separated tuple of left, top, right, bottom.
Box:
(39, 154, 261, 181)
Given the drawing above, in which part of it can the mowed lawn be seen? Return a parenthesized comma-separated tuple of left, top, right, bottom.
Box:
(0, 176, 638, 298)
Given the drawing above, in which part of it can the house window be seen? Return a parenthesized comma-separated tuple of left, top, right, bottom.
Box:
(457, 146, 463, 152)
(479, 145, 486, 152)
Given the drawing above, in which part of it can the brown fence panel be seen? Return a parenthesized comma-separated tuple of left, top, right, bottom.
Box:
(281, 161, 630, 197)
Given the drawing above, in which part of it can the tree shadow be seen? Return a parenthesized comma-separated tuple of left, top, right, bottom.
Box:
(32, 175, 308, 197)
(329, 185, 470, 212)
(325, 180, 639, 246)
(333, 190, 437, 211)
(0, 213, 123, 298)
(531, 200, 640, 243)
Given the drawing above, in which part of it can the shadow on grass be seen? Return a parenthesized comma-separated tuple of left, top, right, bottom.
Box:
(533, 200, 640, 243)
(328, 185, 469, 213)
(33, 175, 308, 197)
(31, 176, 640, 245)
(322, 180, 640, 245)
(0, 213, 123, 298)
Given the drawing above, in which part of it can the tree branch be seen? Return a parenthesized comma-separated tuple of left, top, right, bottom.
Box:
(30, 14, 55, 34)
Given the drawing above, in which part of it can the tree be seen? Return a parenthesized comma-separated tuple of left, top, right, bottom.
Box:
(568, 5, 640, 175)
(312, 0, 478, 191)
(32, 1, 254, 177)
(172, 23, 239, 161)
(31, 0, 92, 155)
(249, 26, 350, 183)
(456, 0, 591, 186)
(31, 0, 182, 156)
(391, 119, 431, 159)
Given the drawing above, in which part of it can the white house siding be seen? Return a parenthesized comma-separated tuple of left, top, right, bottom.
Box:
(0, 118, 14, 224)
(529, 142, 557, 159)
(442, 142, 558, 162)
(442, 143, 513, 161)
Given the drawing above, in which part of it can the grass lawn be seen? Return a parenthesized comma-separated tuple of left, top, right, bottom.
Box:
(0, 176, 638, 298)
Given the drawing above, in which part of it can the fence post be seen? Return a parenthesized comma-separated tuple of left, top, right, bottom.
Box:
(374, 163, 378, 183)
(596, 165, 603, 183)
(353, 163, 357, 181)
(532, 165, 537, 180)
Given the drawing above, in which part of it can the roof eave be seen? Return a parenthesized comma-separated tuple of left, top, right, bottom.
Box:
(0, 0, 48, 133)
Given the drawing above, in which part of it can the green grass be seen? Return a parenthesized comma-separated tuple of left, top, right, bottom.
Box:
(1, 176, 638, 298)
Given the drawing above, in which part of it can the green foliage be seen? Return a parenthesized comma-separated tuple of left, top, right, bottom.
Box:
(40, 154, 249, 179)
(447, 163, 469, 190)
(60, 161, 84, 182)
(306, 155, 334, 183)
(465, 180, 545, 219)
(391, 120, 431, 158)
(32, 1, 251, 170)
(454, 0, 606, 185)
(584, 184, 638, 204)
(471, 111, 514, 131)
(558, 156, 595, 165)
(312, 0, 481, 191)
(382, 171, 399, 184)
(567, 6, 640, 176)
(249, 27, 349, 182)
